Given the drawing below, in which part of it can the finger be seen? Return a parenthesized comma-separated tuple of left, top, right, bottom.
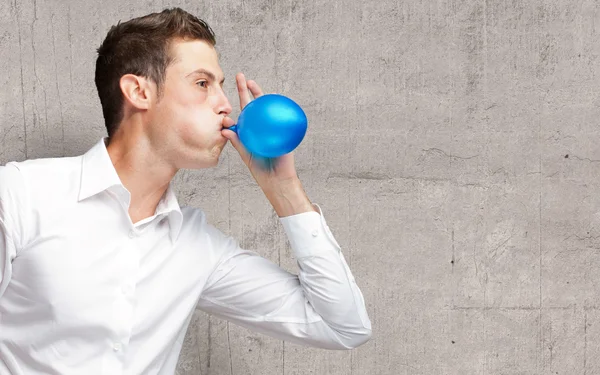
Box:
(236, 73, 252, 109)
(221, 129, 251, 165)
(246, 80, 264, 99)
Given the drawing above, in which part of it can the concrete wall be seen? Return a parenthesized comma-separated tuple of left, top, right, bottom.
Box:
(1, 0, 599, 374)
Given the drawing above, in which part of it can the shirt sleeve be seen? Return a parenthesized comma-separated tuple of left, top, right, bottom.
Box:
(197, 205, 372, 350)
(0, 163, 27, 298)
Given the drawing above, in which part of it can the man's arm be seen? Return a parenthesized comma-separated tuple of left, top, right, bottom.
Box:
(0, 164, 27, 298)
(197, 207, 371, 349)
(0, 216, 16, 298)
(211, 74, 371, 348)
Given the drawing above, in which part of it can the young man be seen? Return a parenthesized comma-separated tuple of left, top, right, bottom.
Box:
(0, 8, 371, 375)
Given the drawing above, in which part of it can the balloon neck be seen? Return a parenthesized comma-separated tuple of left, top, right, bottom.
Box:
(229, 125, 238, 133)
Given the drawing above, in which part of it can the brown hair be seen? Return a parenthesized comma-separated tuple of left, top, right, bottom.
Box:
(95, 8, 216, 138)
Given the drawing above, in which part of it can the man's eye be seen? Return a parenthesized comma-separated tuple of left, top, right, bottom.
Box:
(196, 80, 208, 88)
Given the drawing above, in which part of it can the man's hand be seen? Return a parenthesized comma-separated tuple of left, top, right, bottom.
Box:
(221, 73, 316, 217)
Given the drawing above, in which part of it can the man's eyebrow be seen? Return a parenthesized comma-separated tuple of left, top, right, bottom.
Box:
(186, 69, 225, 84)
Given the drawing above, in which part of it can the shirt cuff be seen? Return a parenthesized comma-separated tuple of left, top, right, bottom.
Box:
(279, 204, 341, 259)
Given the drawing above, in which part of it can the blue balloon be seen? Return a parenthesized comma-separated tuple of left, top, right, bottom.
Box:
(229, 94, 307, 158)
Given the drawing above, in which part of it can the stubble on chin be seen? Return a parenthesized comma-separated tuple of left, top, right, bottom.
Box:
(204, 141, 226, 166)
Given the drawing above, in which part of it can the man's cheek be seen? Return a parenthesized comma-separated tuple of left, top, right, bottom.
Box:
(194, 90, 209, 105)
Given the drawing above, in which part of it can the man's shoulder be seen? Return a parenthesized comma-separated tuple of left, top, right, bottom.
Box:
(0, 155, 83, 244)
(0, 162, 27, 204)
(2, 155, 83, 201)
(10, 154, 82, 176)
(179, 205, 234, 246)
(180, 205, 207, 225)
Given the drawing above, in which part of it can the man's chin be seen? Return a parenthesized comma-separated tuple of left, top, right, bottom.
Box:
(199, 146, 224, 169)
(173, 149, 221, 170)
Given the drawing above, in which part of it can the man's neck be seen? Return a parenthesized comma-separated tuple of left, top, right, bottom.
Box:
(106, 133, 177, 224)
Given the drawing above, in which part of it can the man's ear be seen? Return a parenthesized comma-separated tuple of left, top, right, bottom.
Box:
(119, 74, 153, 110)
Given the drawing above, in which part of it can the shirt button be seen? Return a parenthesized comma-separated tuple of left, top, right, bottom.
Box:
(128, 231, 135, 239)
(311, 230, 319, 237)
(113, 342, 122, 352)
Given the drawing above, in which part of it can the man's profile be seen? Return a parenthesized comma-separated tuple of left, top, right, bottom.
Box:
(0, 8, 371, 375)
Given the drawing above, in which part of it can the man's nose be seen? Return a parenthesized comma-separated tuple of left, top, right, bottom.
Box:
(214, 88, 233, 116)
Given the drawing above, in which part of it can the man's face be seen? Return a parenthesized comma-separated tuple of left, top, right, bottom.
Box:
(149, 39, 232, 169)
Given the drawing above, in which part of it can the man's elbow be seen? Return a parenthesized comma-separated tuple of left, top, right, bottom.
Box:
(348, 327, 372, 349)
(333, 326, 372, 350)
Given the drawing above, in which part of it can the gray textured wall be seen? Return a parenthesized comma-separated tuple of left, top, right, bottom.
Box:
(1, 0, 599, 374)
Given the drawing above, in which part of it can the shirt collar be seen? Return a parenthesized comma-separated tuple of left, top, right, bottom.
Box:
(79, 138, 183, 242)
(78, 138, 123, 202)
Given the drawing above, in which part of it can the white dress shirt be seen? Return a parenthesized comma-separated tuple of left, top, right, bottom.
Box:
(0, 139, 371, 375)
